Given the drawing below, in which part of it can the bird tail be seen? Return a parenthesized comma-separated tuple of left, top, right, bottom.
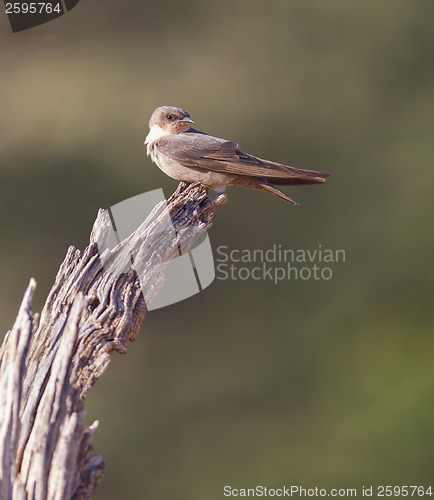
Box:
(245, 177, 298, 205)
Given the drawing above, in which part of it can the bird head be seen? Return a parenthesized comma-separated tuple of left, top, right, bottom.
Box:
(147, 105, 194, 141)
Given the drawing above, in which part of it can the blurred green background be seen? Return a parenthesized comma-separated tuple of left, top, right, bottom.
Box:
(1, 1, 433, 498)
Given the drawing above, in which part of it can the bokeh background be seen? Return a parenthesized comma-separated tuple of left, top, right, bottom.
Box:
(1, 1, 433, 498)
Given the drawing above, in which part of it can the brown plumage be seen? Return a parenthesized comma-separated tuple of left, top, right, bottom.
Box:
(145, 106, 329, 205)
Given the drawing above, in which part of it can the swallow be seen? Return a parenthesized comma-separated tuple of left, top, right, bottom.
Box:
(145, 106, 329, 205)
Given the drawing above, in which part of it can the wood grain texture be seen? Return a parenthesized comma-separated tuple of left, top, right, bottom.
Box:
(0, 182, 226, 500)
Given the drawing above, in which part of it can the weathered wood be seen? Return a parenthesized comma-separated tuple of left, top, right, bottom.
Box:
(0, 182, 226, 500)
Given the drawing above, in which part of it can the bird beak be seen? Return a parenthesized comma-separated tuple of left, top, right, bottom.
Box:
(181, 117, 194, 124)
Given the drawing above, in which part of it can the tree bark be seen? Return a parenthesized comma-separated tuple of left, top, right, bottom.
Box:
(0, 182, 226, 500)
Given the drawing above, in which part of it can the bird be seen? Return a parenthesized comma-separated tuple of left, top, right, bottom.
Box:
(145, 106, 329, 205)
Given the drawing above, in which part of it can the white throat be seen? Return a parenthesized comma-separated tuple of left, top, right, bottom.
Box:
(145, 125, 170, 155)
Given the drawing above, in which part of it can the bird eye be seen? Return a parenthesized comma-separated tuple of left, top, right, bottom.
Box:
(166, 114, 173, 120)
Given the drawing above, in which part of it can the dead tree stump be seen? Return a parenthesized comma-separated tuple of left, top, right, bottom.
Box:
(0, 183, 226, 500)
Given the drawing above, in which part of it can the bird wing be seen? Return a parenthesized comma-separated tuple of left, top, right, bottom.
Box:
(155, 132, 329, 184)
